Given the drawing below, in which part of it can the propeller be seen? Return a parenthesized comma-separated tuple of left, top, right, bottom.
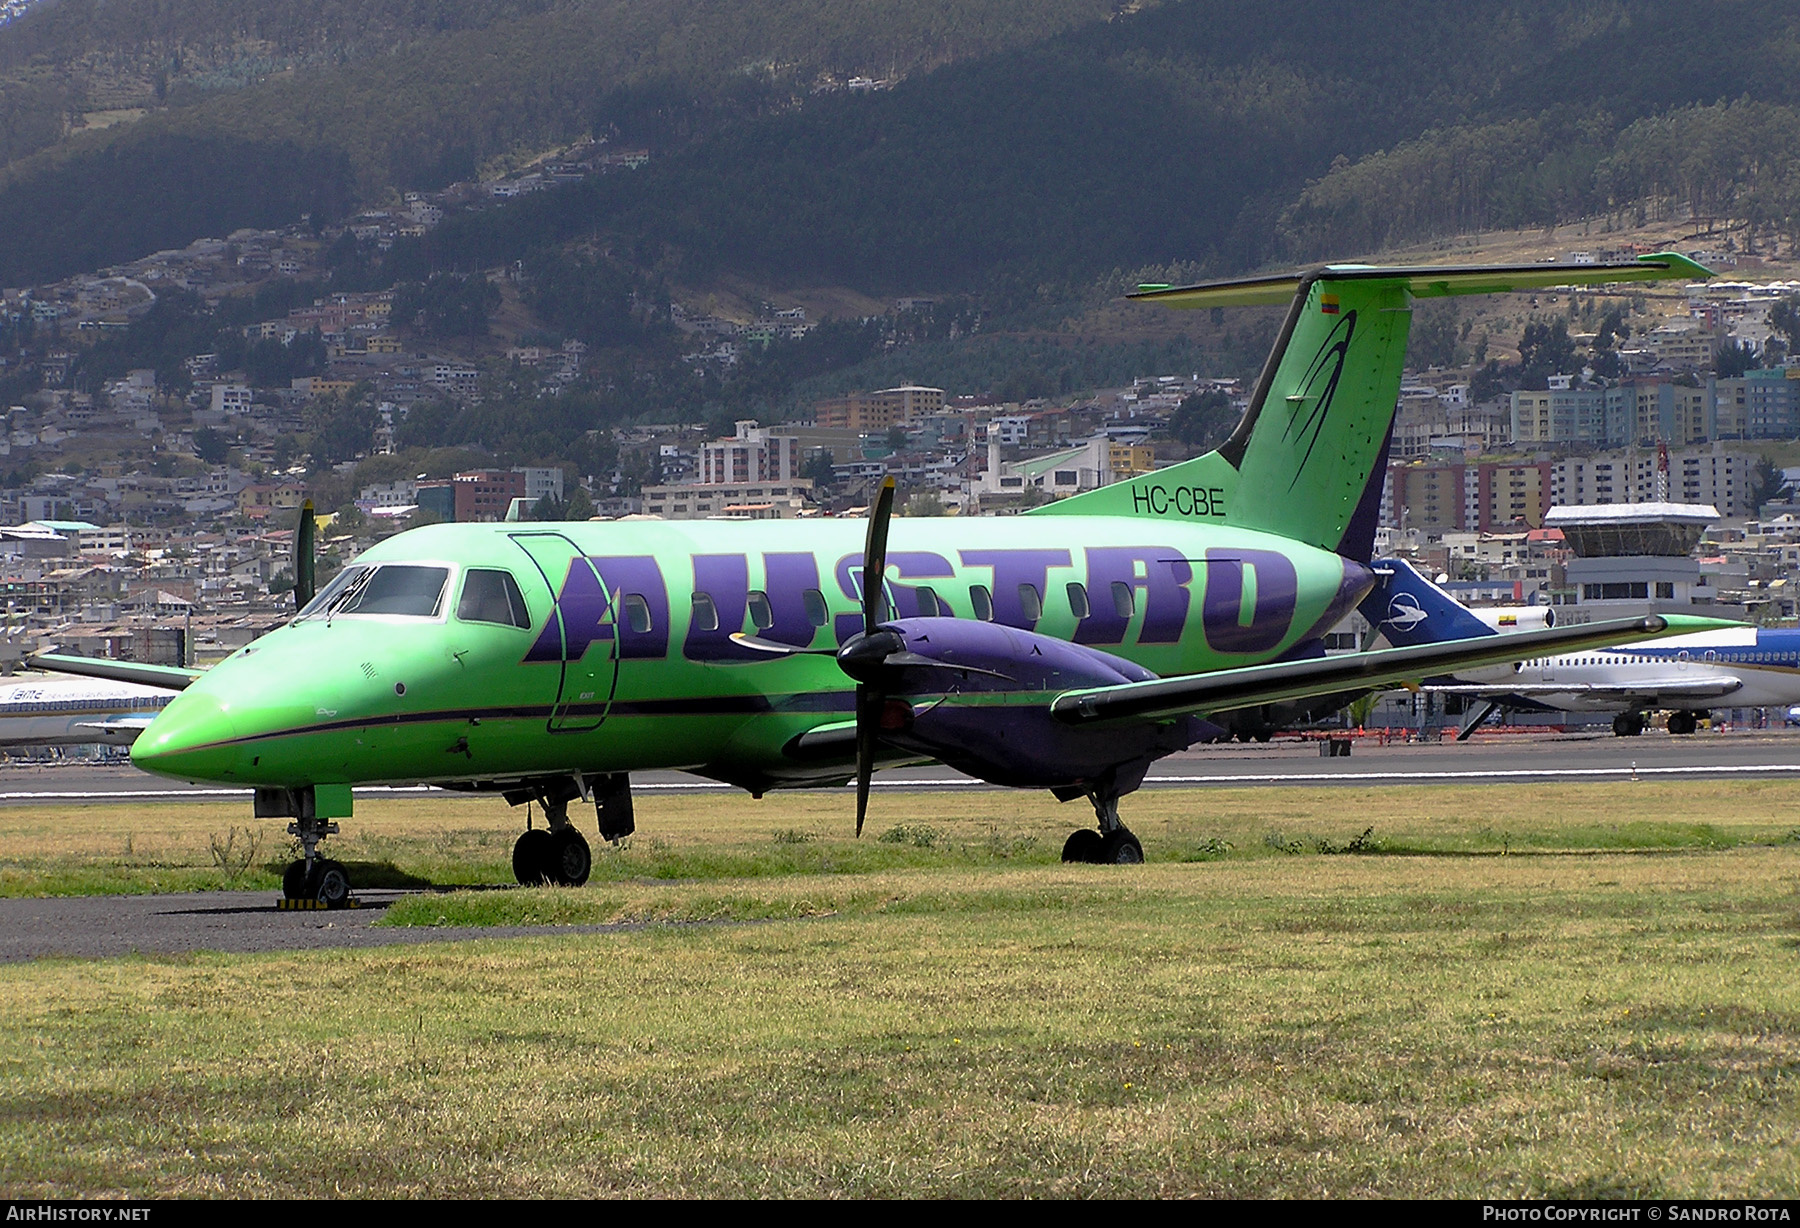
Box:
(295, 499, 317, 609)
(846, 476, 897, 837)
(726, 477, 1007, 834)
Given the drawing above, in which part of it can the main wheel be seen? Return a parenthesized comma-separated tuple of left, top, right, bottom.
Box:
(513, 829, 553, 885)
(1668, 711, 1695, 735)
(1253, 728, 1273, 743)
(282, 860, 309, 900)
(313, 860, 351, 909)
(1061, 829, 1104, 864)
(547, 827, 592, 887)
(1098, 828, 1144, 865)
(1613, 712, 1643, 737)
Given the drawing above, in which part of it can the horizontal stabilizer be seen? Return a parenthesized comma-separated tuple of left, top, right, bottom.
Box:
(1130, 253, 1713, 309)
(74, 716, 158, 743)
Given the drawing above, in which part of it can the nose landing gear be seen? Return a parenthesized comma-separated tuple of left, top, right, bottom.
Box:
(257, 788, 357, 909)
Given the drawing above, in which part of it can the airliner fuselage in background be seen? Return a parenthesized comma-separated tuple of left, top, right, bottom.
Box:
(1362, 558, 1792, 736)
(0, 674, 172, 746)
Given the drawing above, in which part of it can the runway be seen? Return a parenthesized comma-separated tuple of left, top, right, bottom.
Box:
(4, 727, 1797, 963)
(4, 726, 1800, 802)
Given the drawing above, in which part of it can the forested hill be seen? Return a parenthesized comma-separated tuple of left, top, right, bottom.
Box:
(9, 0, 1800, 291)
(0, 0, 1117, 283)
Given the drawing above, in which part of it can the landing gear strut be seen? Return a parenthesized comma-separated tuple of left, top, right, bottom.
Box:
(1060, 785, 1143, 865)
(257, 787, 353, 908)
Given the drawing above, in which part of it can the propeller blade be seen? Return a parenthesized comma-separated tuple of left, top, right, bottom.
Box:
(861, 476, 896, 636)
(295, 500, 317, 609)
(854, 684, 878, 837)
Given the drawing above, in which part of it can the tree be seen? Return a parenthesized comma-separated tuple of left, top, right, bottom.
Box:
(192, 426, 231, 465)
(395, 273, 501, 339)
(1715, 340, 1759, 378)
(802, 451, 838, 489)
(306, 387, 379, 466)
(1515, 320, 1578, 390)
(1750, 456, 1789, 510)
(1168, 389, 1236, 450)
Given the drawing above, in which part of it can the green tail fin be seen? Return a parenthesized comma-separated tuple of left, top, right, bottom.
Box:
(1031, 253, 1711, 556)
(1030, 273, 1408, 553)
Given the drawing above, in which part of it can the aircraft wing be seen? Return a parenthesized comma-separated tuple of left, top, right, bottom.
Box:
(1129, 252, 1713, 308)
(1416, 679, 1744, 701)
(1049, 614, 1734, 726)
(26, 653, 202, 691)
(73, 715, 159, 744)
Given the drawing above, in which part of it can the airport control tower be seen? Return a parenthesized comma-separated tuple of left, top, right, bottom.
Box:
(1544, 501, 1745, 624)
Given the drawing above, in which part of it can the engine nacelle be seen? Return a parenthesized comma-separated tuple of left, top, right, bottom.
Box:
(868, 618, 1218, 791)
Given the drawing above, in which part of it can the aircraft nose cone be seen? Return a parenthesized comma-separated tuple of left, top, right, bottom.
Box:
(131, 691, 244, 781)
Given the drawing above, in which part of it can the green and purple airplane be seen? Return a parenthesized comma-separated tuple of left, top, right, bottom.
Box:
(31, 254, 1727, 905)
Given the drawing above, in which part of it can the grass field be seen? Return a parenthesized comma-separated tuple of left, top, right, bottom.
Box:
(1, 782, 1797, 1197)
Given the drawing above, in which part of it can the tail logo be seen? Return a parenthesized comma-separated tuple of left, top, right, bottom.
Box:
(1282, 310, 1356, 491)
(1382, 592, 1428, 632)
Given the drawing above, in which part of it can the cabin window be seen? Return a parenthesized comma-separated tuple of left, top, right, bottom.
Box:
(1066, 582, 1090, 619)
(336, 565, 450, 617)
(1111, 581, 1136, 619)
(803, 589, 829, 627)
(456, 568, 531, 628)
(691, 592, 719, 632)
(915, 586, 942, 617)
(746, 590, 774, 631)
(621, 594, 652, 634)
(970, 585, 994, 622)
(1018, 583, 1043, 623)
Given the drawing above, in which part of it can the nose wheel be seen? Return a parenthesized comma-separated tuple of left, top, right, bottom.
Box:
(280, 856, 351, 907)
(279, 812, 352, 908)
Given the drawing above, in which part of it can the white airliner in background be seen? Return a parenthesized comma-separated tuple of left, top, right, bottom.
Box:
(1360, 559, 1792, 738)
(0, 673, 175, 746)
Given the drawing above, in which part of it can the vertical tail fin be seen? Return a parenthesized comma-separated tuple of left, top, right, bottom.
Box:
(1357, 558, 1497, 648)
(1031, 254, 1710, 555)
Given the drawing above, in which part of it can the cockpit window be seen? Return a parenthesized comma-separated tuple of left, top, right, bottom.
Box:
(334, 565, 451, 617)
(456, 568, 531, 629)
(295, 565, 369, 620)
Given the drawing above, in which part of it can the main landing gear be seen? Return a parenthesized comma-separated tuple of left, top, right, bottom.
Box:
(1612, 711, 1645, 737)
(508, 773, 635, 887)
(1667, 710, 1702, 736)
(1060, 785, 1144, 865)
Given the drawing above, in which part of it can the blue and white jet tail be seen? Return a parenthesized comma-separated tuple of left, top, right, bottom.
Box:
(1358, 559, 1498, 648)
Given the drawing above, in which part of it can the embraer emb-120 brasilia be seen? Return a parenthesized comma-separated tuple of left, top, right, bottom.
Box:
(34, 253, 1730, 905)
